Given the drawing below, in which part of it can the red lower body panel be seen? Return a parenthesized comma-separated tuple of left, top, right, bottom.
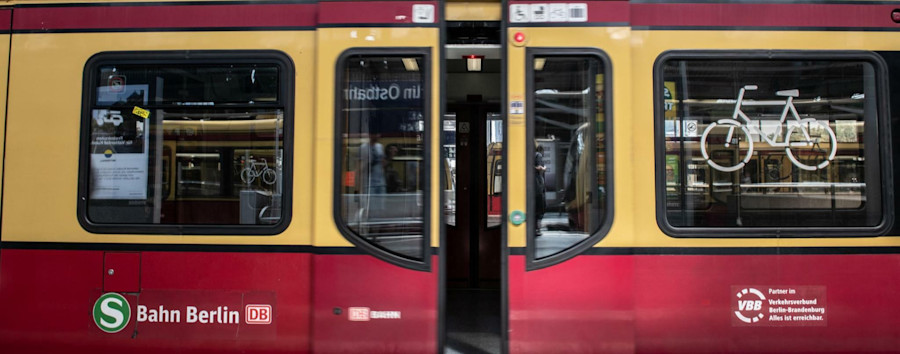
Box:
(508, 255, 635, 353)
(5, 249, 898, 352)
(311, 254, 438, 353)
(634, 254, 900, 353)
(0, 249, 438, 353)
(0, 249, 312, 353)
(509, 253, 900, 353)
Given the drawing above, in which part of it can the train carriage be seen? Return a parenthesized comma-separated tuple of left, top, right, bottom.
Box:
(0, 0, 899, 353)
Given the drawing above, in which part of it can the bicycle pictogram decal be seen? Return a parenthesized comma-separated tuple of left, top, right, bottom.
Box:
(241, 158, 277, 185)
(700, 85, 837, 172)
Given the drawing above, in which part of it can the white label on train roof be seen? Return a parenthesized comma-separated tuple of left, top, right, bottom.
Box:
(549, 3, 568, 22)
(510, 4, 530, 23)
(531, 4, 548, 22)
(412, 4, 434, 23)
(567, 4, 588, 22)
(510, 3, 588, 23)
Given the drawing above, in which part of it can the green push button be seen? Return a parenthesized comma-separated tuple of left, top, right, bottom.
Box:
(509, 210, 525, 225)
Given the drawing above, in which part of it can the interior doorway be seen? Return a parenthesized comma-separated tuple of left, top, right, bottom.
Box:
(446, 102, 502, 288)
(443, 46, 503, 353)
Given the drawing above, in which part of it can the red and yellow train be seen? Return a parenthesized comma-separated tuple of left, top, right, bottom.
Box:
(1, 0, 900, 352)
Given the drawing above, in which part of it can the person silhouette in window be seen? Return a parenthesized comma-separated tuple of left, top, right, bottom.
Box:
(359, 134, 387, 212)
(535, 142, 547, 236)
(385, 144, 401, 193)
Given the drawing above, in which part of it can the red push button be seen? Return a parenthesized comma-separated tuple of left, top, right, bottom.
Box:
(513, 32, 526, 43)
(892, 9, 900, 23)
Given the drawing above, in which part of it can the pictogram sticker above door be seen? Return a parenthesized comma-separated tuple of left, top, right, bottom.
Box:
(509, 3, 588, 23)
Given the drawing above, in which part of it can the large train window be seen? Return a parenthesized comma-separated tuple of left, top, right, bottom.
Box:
(78, 51, 293, 234)
(527, 49, 613, 268)
(655, 51, 891, 237)
(335, 49, 430, 267)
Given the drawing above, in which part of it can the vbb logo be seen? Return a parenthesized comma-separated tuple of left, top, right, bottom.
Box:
(245, 304, 272, 324)
(93, 293, 131, 333)
(734, 288, 766, 324)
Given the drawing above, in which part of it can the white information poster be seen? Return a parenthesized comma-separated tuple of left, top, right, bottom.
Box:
(89, 86, 150, 200)
(90, 152, 149, 199)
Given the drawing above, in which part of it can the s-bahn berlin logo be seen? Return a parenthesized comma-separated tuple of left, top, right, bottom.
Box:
(93, 291, 279, 334)
(734, 288, 766, 324)
(93, 293, 131, 333)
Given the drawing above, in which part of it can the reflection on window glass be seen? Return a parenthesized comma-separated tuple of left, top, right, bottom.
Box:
(486, 113, 503, 228)
(86, 60, 286, 226)
(338, 55, 426, 261)
(532, 56, 608, 259)
(661, 58, 882, 229)
(444, 114, 456, 227)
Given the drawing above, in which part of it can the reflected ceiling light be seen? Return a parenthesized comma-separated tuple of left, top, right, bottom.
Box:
(534, 58, 546, 71)
(465, 55, 484, 72)
(402, 58, 419, 71)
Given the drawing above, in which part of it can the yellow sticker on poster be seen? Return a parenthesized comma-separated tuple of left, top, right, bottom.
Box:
(132, 106, 150, 119)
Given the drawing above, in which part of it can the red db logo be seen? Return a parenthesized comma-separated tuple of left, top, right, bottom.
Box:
(348, 307, 370, 321)
(245, 304, 272, 324)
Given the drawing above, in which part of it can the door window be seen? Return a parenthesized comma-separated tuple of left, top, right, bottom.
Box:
(528, 50, 612, 265)
(335, 51, 431, 267)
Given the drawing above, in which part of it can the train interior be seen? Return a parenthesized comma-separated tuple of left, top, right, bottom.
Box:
(443, 20, 504, 354)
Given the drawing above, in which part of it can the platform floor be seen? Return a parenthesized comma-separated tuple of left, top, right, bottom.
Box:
(445, 288, 501, 354)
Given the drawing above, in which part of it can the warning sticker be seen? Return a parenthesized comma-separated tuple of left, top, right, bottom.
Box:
(510, 3, 588, 23)
(132, 106, 150, 119)
(732, 286, 826, 326)
(108, 75, 126, 93)
(510, 101, 524, 115)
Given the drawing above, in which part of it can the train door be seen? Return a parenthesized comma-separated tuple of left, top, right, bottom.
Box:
(442, 3, 505, 351)
(446, 102, 502, 289)
(444, 100, 503, 352)
(504, 1, 634, 352)
(311, 2, 442, 352)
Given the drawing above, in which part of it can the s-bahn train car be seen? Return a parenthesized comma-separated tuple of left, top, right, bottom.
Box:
(2, 0, 900, 353)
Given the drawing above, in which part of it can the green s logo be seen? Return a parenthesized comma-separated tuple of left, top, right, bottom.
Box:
(93, 293, 131, 333)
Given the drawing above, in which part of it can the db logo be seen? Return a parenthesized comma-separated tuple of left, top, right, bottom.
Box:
(348, 307, 370, 321)
(734, 288, 766, 324)
(245, 304, 272, 325)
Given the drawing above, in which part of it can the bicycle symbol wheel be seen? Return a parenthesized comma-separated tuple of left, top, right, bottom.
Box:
(240, 168, 256, 184)
(262, 168, 277, 185)
(785, 118, 837, 171)
(700, 119, 754, 172)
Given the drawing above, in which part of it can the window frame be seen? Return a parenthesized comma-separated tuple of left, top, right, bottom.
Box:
(653, 50, 894, 238)
(332, 48, 432, 271)
(77, 50, 294, 235)
(525, 48, 615, 271)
